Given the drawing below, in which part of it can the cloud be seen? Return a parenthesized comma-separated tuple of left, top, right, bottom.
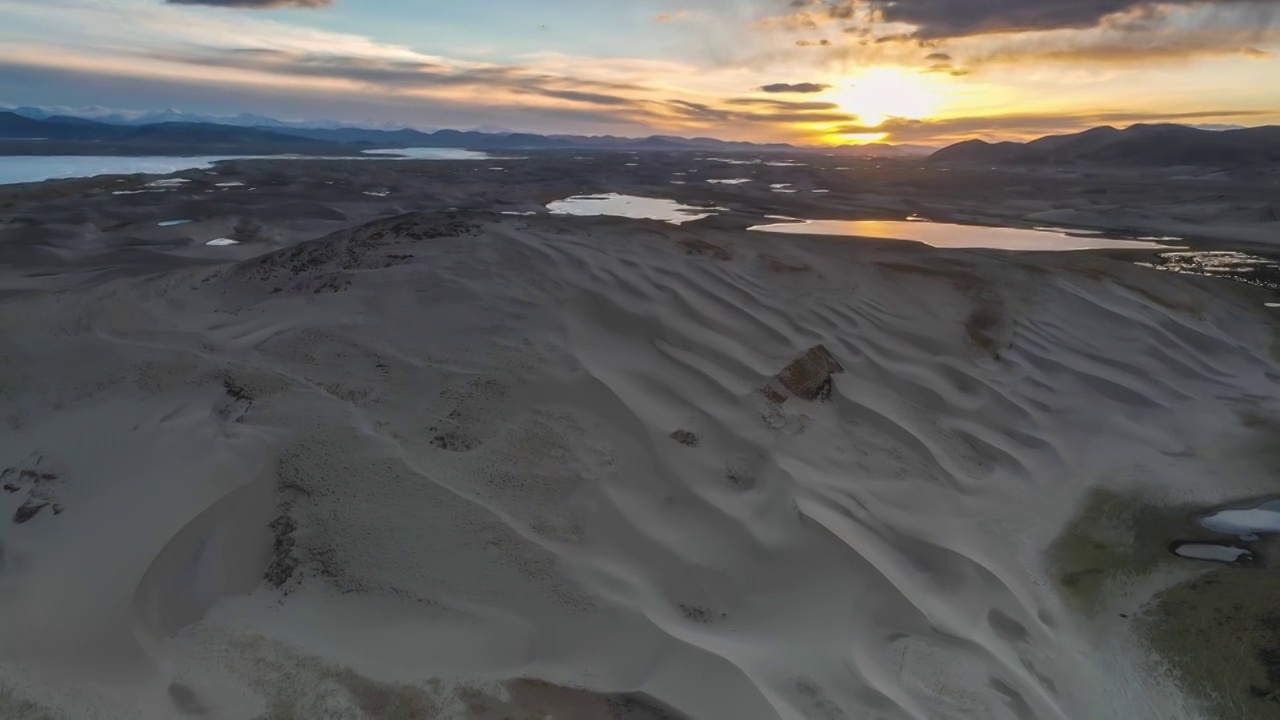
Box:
(752, 0, 1280, 68)
(830, 108, 1274, 143)
(655, 11, 690, 23)
(726, 97, 839, 109)
(165, 0, 332, 7)
(767, 0, 1280, 39)
(64, 43, 860, 133)
(0, 60, 655, 135)
(758, 82, 831, 92)
(961, 22, 1280, 64)
(146, 47, 649, 99)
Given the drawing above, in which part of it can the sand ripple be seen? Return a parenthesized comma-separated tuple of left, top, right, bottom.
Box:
(0, 212, 1277, 718)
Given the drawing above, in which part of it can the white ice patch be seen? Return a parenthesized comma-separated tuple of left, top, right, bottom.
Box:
(1172, 543, 1252, 563)
(547, 193, 721, 225)
(205, 238, 241, 246)
(1200, 500, 1280, 535)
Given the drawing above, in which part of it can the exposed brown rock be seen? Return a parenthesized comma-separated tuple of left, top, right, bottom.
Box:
(760, 253, 811, 273)
(679, 239, 732, 261)
(772, 345, 844, 402)
(760, 385, 787, 404)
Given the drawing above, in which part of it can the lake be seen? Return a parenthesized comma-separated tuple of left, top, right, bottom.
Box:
(0, 156, 243, 186)
(749, 218, 1182, 251)
(0, 148, 498, 185)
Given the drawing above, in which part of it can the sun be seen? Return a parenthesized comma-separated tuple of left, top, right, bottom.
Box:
(827, 68, 943, 130)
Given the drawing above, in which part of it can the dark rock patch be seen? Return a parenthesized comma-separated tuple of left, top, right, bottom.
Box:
(770, 344, 845, 402)
(678, 604, 727, 623)
(760, 253, 811, 273)
(679, 239, 731, 261)
(431, 431, 480, 452)
(669, 430, 700, 447)
(264, 514, 299, 589)
(13, 500, 47, 524)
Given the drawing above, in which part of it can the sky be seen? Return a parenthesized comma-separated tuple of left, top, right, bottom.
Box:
(1, 0, 1278, 145)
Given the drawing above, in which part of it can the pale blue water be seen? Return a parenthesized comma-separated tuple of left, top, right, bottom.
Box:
(0, 148, 499, 185)
(360, 148, 493, 160)
(0, 156, 238, 185)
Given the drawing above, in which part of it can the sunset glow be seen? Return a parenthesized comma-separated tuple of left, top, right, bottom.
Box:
(827, 69, 944, 129)
(0, 0, 1277, 146)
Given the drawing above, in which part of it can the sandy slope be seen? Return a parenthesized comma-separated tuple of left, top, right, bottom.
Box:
(1, 210, 1278, 719)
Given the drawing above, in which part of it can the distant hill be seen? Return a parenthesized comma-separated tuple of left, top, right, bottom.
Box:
(6, 105, 365, 131)
(270, 125, 803, 152)
(836, 143, 934, 158)
(0, 110, 804, 154)
(0, 111, 357, 155)
(930, 123, 1280, 167)
(0, 107, 937, 156)
(0, 111, 328, 145)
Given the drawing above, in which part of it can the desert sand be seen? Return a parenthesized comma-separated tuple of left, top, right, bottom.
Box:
(0, 153, 1279, 719)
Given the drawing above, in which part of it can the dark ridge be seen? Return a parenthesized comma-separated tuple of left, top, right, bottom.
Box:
(930, 123, 1280, 167)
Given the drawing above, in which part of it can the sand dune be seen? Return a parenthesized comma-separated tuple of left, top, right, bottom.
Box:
(0, 205, 1278, 718)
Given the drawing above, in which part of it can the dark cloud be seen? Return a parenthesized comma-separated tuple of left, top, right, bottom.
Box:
(964, 24, 1278, 63)
(148, 48, 646, 100)
(165, 0, 333, 8)
(919, 51, 968, 73)
(755, 1, 1280, 68)
(758, 82, 831, 93)
(658, 97, 855, 124)
(770, 0, 1280, 39)
(883, 0, 1278, 38)
(524, 88, 636, 106)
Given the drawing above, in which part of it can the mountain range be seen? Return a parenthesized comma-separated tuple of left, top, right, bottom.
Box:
(929, 123, 1280, 167)
(0, 111, 339, 156)
(0, 107, 932, 157)
(5, 105, 378, 131)
(9, 107, 1269, 165)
